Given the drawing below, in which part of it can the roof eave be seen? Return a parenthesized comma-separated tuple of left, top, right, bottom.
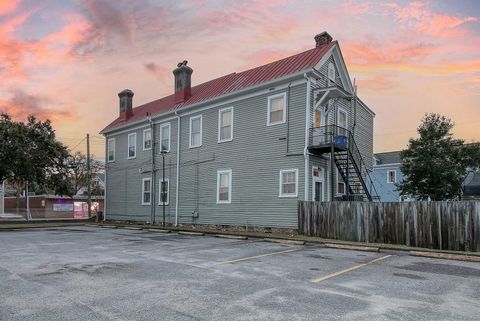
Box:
(100, 69, 313, 135)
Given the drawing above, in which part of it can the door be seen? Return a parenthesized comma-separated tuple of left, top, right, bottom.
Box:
(313, 108, 324, 145)
(312, 167, 324, 202)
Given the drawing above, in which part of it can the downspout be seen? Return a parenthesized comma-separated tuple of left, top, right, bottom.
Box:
(174, 110, 181, 226)
(352, 79, 357, 135)
(303, 73, 311, 201)
(286, 82, 292, 154)
(103, 135, 107, 221)
(149, 116, 156, 224)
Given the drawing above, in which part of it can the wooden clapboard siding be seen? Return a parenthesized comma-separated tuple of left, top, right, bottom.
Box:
(298, 201, 480, 252)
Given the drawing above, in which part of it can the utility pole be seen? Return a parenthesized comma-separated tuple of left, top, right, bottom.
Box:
(87, 133, 92, 220)
(25, 180, 30, 222)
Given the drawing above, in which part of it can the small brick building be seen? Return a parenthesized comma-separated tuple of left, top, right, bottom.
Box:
(4, 195, 104, 219)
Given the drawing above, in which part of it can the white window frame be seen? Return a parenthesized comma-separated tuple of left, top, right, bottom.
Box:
(267, 92, 287, 126)
(279, 169, 298, 198)
(387, 170, 397, 184)
(142, 178, 152, 205)
(158, 178, 170, 206)
(216, 169, 232, 204)
(336, 170, 346, 195)
(328, 62, 335, 86)
(159, 123, 171, 152)
(127, 132, 137, 159)
(143, 128, 152, 151)
(107, 138, 115, 162)
(189, 115, 202, 148)
(218, 107, 234, 143)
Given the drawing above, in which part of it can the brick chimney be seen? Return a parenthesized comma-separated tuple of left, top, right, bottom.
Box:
(118, 89, 134, 120)
(173, 60, 193, 104)
(314, 32, 333, 47)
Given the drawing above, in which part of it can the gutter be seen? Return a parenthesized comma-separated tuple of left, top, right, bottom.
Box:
(175, 110, 181, 226)
(303, 73, 311, 201)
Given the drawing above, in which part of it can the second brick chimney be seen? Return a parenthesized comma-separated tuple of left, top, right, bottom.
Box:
(118, 89, 134, 120)
(173, 60, 193, 104)
(314, 31, 333, 47)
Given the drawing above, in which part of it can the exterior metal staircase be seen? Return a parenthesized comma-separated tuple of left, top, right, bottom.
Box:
(308, 125, 380, 201)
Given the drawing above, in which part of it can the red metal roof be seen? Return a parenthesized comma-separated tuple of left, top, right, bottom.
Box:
(101, 41, 335, 133)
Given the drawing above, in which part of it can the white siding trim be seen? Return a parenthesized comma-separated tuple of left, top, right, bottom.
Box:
(267, 92, 287, 126)
(279, 168, 298, 198)
(189, 115, 202, 148)
(158, 178, 170, 205)
(107, 138, 115, 162)
(216, 169, 232, 204)
(159, 122, 171, 152)
(127, 132, 137, 159)
(143, 128, 152, 151)
(218, 106, 234, 143)
(142, 177, 152, 205)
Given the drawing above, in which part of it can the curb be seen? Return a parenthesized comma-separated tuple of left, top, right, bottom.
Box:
(178, 231, 205, 236)
(409, 251, 480, 263)
(323, 243, 380, 252)
(264, 238, 305, 245)
(147, 229, 171, 233)
(215, 234, 248, 240)
(121, 226, 143, 230)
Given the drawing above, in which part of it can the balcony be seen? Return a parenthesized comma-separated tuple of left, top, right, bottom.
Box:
(308, 125, 350, 155)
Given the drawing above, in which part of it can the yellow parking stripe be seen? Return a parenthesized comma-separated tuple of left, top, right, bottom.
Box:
(215, 248, 301, 265)
(311, 255, 393, 283)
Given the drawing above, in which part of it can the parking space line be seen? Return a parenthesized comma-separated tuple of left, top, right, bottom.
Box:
(215, 248, 301, 265)
(311, 254, 393, 283)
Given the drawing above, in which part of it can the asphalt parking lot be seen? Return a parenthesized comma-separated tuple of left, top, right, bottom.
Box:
(0, 226, 479, 321)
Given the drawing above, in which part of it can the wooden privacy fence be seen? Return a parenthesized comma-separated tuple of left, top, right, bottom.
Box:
(298, 201, 480, 252)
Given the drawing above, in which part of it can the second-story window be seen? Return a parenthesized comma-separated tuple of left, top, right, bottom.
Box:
(267, 93, 286, 126)
(189, 115, 202, 148)
(387, 170, 396, 183)
(143, 128, 152, 150)
(107, 138, 115, 162)
(160, 123, 170, 152)
(218, 107, 233, 142)
(127, 133, 136, 159)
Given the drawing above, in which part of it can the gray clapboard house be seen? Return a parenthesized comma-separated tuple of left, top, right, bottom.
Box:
(100, 32, 377, 228)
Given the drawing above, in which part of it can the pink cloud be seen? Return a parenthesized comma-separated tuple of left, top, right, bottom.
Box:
(0, 0, 20, 15)
(385, 1, 477, 39)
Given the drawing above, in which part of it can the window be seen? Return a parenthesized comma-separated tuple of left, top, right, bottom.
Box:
(267, 93, 286, 125)
(338, 108, 348, 136)
(158, 178, 169, 205)
(218, 107, 233, 142)
(107, 138, 115, 162)
(337, 170, 345, 195)
(127, 133, 136, 159)
(142, 178, 151, 205)
(279, 169, 298, 197)
(143, 128, 152, 150)
(387, 170, 396, 183)
(189, 115, 202, 148)
(314, 109, 323, 128)
(328, 62, 335, 86)
(160, 123, 170, 152)
(217, 169, 232, 204)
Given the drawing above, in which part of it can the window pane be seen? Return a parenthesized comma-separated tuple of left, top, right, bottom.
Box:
(220, 125, 231, 141)
(192, 118, 200, 133)
(270, 110, 284, 123)
(221, 111, 231, 126)
(281, 171, 296, 195)
(192, 133, 200, 146)
(271, 97, 284, 112)
(160, 181, 168, 203)
(144, 180, 150, 192)
(144, 192, 150, 204)
(219, 188, 229, 201)
(339, 111, 347, 128)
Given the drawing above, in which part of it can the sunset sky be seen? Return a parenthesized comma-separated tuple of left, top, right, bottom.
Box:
(0, 0, 479, 157)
